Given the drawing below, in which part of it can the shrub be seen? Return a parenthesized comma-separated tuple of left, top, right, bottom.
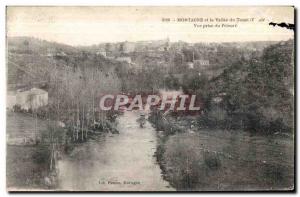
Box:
(32, 145, 51, 164)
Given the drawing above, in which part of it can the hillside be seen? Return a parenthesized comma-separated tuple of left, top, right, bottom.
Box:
(7, 37, 124, 91)
(207, 39, 294, 132)
(7, 36, 79, 55)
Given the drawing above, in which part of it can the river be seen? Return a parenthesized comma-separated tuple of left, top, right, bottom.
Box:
(57, 111, 174, 191)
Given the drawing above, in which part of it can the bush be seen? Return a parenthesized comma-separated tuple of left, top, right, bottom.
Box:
(32, 145, 51, 164)
(204, 151, 221, 170)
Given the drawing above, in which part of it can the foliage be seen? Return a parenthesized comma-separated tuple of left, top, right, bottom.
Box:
(218, 40, 294, 133)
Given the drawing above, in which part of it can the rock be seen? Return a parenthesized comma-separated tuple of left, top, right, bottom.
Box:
(57, 121, 66, 128)
(44, 176, 52, 187)
(158, 130, 164, 136)
(188, 129, 195, 134)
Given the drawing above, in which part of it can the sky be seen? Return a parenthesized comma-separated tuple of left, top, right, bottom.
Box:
(6, 6, 294, 46)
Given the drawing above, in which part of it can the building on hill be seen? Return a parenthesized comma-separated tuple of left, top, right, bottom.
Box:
(115, 56, 132, 64)
(7, 91, 17, 110)
(55, 51, 67, 57)
(186, 62, 194, 69)
(193, 59, 210, 69)
(7, 88, 48, 111)
(119, 41, 135, 53)
(96, 50, 106, 57)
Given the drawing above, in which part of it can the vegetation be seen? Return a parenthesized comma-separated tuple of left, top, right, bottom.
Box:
(148, 40, 294, 191)
(209, 40, 294, 133)
(7, 36, 294, 190)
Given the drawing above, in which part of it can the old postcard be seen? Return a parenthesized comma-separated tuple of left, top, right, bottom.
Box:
(6, 6, 294, 191)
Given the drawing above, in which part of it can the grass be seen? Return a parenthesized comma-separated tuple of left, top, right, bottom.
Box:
(6, 112, 53, 190)
(150, 112, 294, 191)
(6, 145, 50, 190)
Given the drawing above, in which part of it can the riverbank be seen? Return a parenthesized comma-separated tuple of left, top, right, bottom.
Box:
(6, 112, 52, 190)
(149, 111, 294, 191)
(6, 111, 119, 190)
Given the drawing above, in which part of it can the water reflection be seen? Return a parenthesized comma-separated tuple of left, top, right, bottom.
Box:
(57, 111, 174, 191)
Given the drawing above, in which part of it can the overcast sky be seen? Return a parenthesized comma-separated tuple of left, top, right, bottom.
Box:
(7, 6, 294, 46)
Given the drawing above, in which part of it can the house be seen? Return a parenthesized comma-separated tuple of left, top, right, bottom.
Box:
(7, 91, 17, 110)
(158, 44, 170, 52)
(115, 56, 132, 64)
(96, 50, 106, 57)
(212, 93, 226, 104)
(212, 96, 223, 103)
(193, 59, 210, 69)
(13, 88, 48, 110)
(186, 62, 194, 69)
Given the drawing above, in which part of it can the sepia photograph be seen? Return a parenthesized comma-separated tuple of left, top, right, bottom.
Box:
(6, 6, 295, 191)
